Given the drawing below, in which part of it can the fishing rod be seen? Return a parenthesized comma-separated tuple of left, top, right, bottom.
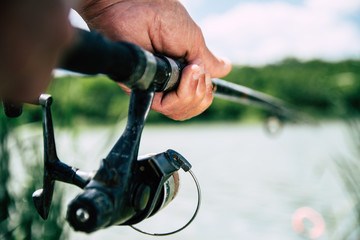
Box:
(211, 78, 307, 134)
(212, 78, 295, 120)
(3, 28, 300, 235)
(60, 29, 299, 122)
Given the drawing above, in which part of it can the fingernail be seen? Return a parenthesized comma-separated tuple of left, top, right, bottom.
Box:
(192, 64, 201, 80)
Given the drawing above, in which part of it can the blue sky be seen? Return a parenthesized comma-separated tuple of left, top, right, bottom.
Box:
(183, 0, 308, 20)
(71, 0, 360, 65)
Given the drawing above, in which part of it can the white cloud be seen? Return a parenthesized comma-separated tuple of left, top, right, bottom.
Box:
(180, 0, 205, 10)
(200, 0, 360, 65)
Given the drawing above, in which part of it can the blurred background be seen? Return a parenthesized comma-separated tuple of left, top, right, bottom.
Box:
(1, 0, 360, 239)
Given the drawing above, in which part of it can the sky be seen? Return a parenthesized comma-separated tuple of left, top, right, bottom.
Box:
(70, 0, 360, 66)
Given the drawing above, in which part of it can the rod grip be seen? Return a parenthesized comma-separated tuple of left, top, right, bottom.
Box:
(59, 29, 142, 83)
(59, 28, 186, 92)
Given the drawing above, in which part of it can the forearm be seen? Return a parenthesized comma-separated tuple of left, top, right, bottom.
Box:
(74, 0, 178, 23)
(73, 0, 119, 20)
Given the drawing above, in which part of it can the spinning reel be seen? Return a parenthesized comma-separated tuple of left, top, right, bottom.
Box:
(32, 92, 201, 235)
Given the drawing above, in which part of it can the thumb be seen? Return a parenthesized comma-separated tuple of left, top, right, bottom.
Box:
(198, 45, 232, 78)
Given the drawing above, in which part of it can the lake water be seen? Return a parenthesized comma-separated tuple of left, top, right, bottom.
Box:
(10, 121, 360, 239)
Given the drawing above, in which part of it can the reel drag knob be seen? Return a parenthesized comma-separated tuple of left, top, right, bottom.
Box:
(67, 189, 113, 233)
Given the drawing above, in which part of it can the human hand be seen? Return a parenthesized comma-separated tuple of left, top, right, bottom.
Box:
(75, 0, 232, 120)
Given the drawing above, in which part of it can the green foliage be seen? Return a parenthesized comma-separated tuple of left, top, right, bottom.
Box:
(47, 75, 130, 125)
(0, 111, 67, 240)
(223, 58, 360, 119)
(18, 59, 360, 125)
(0, 113, 13, 239)
(17, 75, 129, 126)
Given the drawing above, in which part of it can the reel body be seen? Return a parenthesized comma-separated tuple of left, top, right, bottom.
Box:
(32, 90, 200, 235)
